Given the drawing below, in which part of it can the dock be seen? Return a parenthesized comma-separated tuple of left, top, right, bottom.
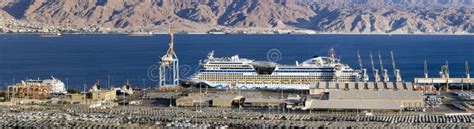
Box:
(415, 78, 472, 84)
(414, 78, 472, 91)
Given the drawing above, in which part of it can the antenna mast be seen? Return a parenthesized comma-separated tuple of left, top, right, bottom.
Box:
(329, 48, 337, 64)
(370, 51, 380, 82)
(446, 60, 449, 78)
(378, 51, 389, 82)
(391, 51, 402, 82)
(466, 61, 470, 79)
(424, 60, 428, 78)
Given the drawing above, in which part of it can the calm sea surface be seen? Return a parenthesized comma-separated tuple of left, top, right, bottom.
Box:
(0, 34, 473, 89)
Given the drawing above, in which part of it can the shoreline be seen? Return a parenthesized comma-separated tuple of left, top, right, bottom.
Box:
(0, 32, 474, 36)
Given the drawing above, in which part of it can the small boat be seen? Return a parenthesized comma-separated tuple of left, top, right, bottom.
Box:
(128, 32, 153, 36)
(39, 32, 62, 37)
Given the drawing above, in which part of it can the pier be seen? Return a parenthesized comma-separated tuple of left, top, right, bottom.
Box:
(415, 78, 472, 84)
(414, 60, 472, 91)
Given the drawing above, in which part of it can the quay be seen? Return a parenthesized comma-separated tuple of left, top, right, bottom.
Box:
(0, 76, 473, 128)
(416, 78, 472, 84)
(415, 78, 472, 91)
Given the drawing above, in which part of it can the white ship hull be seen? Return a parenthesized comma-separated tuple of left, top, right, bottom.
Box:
(192, 49, 368, 90)
(201, 81, 311, 90)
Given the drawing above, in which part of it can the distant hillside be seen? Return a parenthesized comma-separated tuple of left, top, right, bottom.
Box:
(0, 0, 473, 34)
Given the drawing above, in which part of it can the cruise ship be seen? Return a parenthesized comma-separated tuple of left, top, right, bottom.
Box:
(190, 49, 368, 90)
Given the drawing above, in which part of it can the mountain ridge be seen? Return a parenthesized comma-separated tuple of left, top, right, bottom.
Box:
(0, 0, 473, 34)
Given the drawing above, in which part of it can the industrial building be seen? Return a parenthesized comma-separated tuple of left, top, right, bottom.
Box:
(175, 92, 296, 108)
(87, 81, 117, 101)
(176, 93, 210, 107)
(7, 84, 50, 99)
(243, 98, 286, 107)
(304, 81, 425, 111)
(65, 94, 86, 104)
(90, 90, 116, 101)
(211, 95, 243, 107)
(304, 90, 425, 111)
(309, 81, 414, 95)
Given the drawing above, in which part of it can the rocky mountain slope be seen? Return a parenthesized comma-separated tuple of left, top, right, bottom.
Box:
(0, 0, 473, 34)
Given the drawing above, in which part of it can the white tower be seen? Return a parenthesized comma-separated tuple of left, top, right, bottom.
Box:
(159, 28, 179, 87)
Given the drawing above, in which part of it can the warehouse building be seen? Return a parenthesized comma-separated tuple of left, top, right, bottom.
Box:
(305, 81, 424, 111)
(211, 95, 243, 107)
(176, 93, 211, 107)
(90, 90, 116, 101)
(66, 94, 86, 104)
(309, 82, 414, 95)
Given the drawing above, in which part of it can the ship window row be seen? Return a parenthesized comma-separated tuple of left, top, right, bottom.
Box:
(199, 73, 357, 79)
(208, 62, 245, 64)
(200, 74, 350, 80)
(206, 78, 358, 84)
(204, 65, 251, 68)
(278, 67, 334, 69)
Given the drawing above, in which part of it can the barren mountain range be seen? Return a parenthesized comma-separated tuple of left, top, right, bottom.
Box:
(1, 0, 473, 34)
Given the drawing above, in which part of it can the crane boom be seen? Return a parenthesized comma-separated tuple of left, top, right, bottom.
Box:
(391, 51, 396, 72)
(378, 51, 389, 82)
(370, 51, 380, 82)
(391, 51, 402, 82)
(357, 51, 368, 82)
(357, 51, 363, 70)
(378, 51, 384, 72)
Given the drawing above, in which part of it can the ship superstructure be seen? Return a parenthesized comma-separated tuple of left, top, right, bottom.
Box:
(191, 49, 367, 90)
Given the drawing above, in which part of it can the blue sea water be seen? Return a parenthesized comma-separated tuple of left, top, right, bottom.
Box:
(0, 34, 473, 89)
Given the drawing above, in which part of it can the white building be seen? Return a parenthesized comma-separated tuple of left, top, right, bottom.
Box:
(22, 76, 67, 94)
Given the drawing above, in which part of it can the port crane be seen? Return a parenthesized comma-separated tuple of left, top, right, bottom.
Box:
(357, 51, 368, 82)
(390, 51, 402, 82)
(159, 27, 180, 86)
(370, 51, 380, 82)
(378, 51, 389, 82)
(440, 60, 449, 79)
